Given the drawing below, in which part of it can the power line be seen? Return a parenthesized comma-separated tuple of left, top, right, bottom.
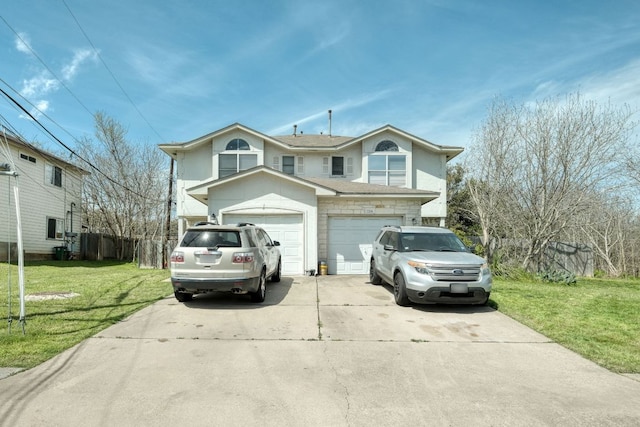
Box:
(0, 15, 95, 119)
(0, 86, 147, 198)
(62, 0, 166, 143)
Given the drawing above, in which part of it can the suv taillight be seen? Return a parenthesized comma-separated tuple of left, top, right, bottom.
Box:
(232, 252, 254, 263)
(171, 251, 184, 263)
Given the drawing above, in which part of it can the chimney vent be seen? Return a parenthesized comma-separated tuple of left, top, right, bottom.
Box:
(293, 124, 297, 136)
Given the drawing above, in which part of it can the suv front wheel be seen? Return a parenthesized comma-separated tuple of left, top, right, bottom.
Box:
(393, 272, 410, 306)
(270, 259, 282, 283)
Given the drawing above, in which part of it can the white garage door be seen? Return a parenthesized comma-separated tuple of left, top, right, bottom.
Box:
(328, 217, 402, 275)
(224, 214, 304, 276)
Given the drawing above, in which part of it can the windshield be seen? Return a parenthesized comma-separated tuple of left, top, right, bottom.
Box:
(399, 232, 467, 252)
(180, 230, 241, 248)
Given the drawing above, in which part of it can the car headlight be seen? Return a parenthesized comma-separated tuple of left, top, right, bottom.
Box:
(407, 260, 429, 275)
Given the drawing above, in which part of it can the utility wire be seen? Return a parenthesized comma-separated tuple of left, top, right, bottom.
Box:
(0, 81, 167, 207)
(0, 15, 95, 118)
(62, 0, 165, 143)
(0, 86, 147, 198)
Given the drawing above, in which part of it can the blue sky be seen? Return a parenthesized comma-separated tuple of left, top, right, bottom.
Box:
(1, 0, 639, 157)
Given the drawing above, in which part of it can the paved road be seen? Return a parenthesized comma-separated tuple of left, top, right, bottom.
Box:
(1, 275, 639, 426)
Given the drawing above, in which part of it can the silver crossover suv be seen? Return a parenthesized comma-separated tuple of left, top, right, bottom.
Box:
(370, 226, 492, 306)
(170, 222, 281, 303)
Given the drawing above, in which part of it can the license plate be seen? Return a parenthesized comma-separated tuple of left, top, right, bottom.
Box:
(196, 250, 220, 264)
(450, 283, 468, 294)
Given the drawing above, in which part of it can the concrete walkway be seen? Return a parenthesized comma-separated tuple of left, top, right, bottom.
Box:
(1, 275, 639, 426)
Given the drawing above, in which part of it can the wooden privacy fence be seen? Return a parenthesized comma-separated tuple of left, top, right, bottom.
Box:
(137, 240, 177, 269)
(484, 238, 594, 277)
(79, 233, 135, 261)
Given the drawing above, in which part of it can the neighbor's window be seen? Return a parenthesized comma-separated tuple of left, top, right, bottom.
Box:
(46, 217, 64, 240)
(20, 153, 36, 163)
(219, 138, 257, 178)
(45, 164, 63, 187)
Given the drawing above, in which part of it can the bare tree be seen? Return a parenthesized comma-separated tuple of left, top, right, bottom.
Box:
(466, 94, 636, 272)
(80, 112, 167, 260)
(576, 194, 640, 277)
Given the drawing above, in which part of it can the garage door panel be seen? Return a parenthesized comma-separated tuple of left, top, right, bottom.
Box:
(328, 217, 402, 275)
(224, 214, 303, 276)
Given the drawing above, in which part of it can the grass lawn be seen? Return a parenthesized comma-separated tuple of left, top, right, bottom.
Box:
(490, 277, 640, 373)
(0, 260, 170, 369)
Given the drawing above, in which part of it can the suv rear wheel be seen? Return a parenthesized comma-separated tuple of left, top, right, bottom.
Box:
(250, 270, 266, 303)
(175, 291, 193, 303)
(369, 258, 382, 285)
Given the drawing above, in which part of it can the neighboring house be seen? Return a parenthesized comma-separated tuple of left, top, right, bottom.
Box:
(0, 132, 86, 260)
(159, 123, 462, 275)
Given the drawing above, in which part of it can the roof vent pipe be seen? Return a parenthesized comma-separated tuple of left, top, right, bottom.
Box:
(293, 124, 297, 136)
(328, 110, 332, 136)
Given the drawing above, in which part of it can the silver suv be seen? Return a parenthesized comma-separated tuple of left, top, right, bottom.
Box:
(170, 222, 281, 303)
(369, 226, 492, 306)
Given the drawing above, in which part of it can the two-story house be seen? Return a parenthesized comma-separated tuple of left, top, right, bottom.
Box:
(0, 132, 86, 260)
(159, 123, 462, 275)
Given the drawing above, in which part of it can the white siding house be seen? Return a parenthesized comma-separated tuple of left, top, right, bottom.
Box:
(159, 123, 463, 275)
(0, 132, 86, 260)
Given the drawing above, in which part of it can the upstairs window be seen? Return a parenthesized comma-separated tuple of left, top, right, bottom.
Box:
(375, 140, 399, 152)
(20, 153, 36, 163)
(369, 155, 406, 186)
(225, 138, 250, 150)
(332, 157, 344, 176)
(46, 164, 63, 187)
(282, 156, 295, 175)
(219, 138, 257, 178)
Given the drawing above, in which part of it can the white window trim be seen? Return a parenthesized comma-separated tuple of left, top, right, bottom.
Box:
(46, 217, 65, 240)
(368, 153, 407, 187)
(45, 163, 63, 188)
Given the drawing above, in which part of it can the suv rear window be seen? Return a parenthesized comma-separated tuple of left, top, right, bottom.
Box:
(180, 230, 242, 248)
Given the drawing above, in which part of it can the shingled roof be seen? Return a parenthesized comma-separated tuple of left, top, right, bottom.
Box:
(273, 134, 352, 148)
(306, 177, 439, 197)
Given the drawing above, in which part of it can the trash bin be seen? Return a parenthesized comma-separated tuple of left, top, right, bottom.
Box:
(54, 246, 68, 260)
(319, 261, 328, 275)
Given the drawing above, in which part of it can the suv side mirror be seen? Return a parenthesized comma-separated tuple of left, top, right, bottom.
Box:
(384, 244, 396, 251)
(273, 241, 281, 246)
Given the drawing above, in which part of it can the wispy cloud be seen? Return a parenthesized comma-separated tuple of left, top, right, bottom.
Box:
(62, 49, 98, 81)
(14, 32, 32, 55)
(14, 32, 97, 118)
(20, 72, 60, 98)
(267, 88, 394, 135)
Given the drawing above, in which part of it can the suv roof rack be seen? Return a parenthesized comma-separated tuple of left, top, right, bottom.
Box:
(193, 221, 219, 227)
(236, 222, 255, 227)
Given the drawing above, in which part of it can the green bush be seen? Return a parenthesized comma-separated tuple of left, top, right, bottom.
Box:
(538, 269, 577, 286)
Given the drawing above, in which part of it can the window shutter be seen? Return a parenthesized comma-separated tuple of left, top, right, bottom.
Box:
(346, 157, 353, 175)
(297, 156, 304, 174)
(273, 156, 280, 170)
(322, 157, 329, 174)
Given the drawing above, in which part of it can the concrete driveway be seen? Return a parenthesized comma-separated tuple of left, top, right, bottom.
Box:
(1, 275, 639, 426)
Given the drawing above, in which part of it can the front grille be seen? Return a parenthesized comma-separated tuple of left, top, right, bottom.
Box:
(428, 264, 481, 282)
